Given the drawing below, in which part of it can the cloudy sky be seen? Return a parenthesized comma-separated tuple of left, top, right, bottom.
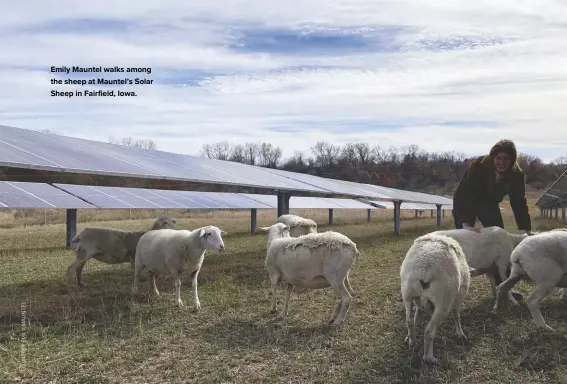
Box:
(1, 1, 567, 163)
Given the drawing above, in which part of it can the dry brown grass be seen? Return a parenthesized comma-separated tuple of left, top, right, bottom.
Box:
(2, 203, 567, 383)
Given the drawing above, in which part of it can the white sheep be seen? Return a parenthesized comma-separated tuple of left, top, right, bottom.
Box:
(400, 233, 478, 364)
(131, 225, 226, 310)
(493, 228, 567, 331)
(66, 216, 177, 287)
(429, 226, 528, 306)
(260, 222, 357, 326)
(276, 214, 317, 237)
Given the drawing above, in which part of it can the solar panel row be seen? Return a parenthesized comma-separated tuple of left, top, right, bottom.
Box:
(0, 181, 95, 208)
(0, 181, 457, 214)
(0, 125, 453, 205)
(536, 169, 567, 209)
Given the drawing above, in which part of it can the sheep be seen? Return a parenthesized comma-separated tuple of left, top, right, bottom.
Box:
(260, 222, 357, 326)
(131, 225, 226, 310)
(493, 228, 567, 331)
(66, 216, 177, 288)
(276, 214, 317, 237)
(400, 233, 479, 364)
(428, 226, 528, 306)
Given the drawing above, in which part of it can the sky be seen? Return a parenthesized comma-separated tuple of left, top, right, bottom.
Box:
(1, 1, 567, 163)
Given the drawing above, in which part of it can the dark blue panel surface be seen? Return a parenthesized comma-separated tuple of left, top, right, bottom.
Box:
(56, 136, 231, 185)
(0, 181, 95, 208)
(54, 184, 135, 208)
(2, 138, 159, 177)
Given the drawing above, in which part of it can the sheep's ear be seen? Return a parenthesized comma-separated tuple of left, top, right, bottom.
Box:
(259, 226, 271, 231)
(221, 230, 227, 235)
(199, 228, 206, 237)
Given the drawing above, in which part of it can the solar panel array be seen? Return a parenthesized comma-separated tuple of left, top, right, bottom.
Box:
(240, 193, 376, 210)
(0, 181, 95, 208)
(536, 168, 567, 209)
(54, 184, 275, 209)
(0, 125, 453, 206)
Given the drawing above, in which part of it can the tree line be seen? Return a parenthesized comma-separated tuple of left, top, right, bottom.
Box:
(198, 140, 567, 194)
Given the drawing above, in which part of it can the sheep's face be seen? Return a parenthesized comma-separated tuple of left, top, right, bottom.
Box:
(153, 216, 177, 230)
(199, 226, 226, 252)
(260, 222, 291, 238)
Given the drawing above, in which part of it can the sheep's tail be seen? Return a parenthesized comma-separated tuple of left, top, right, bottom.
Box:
(402, 269, 434, 309)
(69, 233, 81, 250)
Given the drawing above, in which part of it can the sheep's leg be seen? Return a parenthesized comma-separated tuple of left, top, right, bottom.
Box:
(150, 272, 159, 296)
(131, 262, 143, 295)
(527, 284, 555, 331)
(276, 283, 294, 320)
(486, 274, 497, 298)
(344, 271, 355, 296)
(268, 271, 281, 313)
(329, 278, 353, 327)
(403, 296, 416, 347)
(452, 294, 466, 339)
(493, 265, 523, 313)
(191, 269, 201, 311)
(497, 263, 521, 305)
(173, 272, 184, 308)
(423, 295, 453, 364)
(67, 250, 92, 288)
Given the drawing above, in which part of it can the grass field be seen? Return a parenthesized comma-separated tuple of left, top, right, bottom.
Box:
(2, 203, 567, 383)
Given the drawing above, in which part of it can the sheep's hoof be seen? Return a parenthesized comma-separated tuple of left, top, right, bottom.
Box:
(405, 336, 416, 347)
(177, 300, 184, 308)
(194, 302, 201, 312)
(538, 324, 554, 332)
(456, 331, 467, 339)
(330, 321, 344, 328)
(423, 355, 438, 364)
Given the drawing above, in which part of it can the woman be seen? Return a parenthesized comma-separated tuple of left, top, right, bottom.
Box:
(453, 139, 533, 235)
(452, 139, 534, 295)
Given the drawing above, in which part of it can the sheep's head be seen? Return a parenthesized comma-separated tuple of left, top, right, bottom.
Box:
(199, 226, 226, 252)
(260, 222, 291, 246)
(152, 216, 177, 230)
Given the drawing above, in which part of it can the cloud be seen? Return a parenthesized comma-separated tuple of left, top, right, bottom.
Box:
(1, 0, 567, 165)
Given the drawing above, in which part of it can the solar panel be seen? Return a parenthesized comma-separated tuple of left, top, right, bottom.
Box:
(239, 193, 278, 208)
(259, 167, 393, 199)
(536, 169, 567, 208)
(323, 198, 376, 209)
(0, 125, 326, 193)
(0, 181, 95, 208)
(54, 184, 274, 209)
(55, 133, 326, 192)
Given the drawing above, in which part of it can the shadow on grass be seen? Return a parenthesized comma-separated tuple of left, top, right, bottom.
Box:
(199, 315, 342, 353)
(342, 295, 567, 383)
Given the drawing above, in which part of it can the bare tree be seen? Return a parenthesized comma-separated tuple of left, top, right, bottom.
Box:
(200, 141, 231, 160)
(311, 141, 341, 168)
(552, 156, 567, 165)
(353, 142, 373, 164)
(109, 136, 157, 150)
(230, 144, 246, 163)
(340, 143, 358, 165)
(244, 142, 261, 165)
(259, 142, 282, 168)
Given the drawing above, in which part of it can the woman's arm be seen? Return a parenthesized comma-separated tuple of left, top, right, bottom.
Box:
(509, 171, 532, 232)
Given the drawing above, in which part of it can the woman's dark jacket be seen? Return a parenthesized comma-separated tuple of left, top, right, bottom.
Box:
(453, 154, 531, 231)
